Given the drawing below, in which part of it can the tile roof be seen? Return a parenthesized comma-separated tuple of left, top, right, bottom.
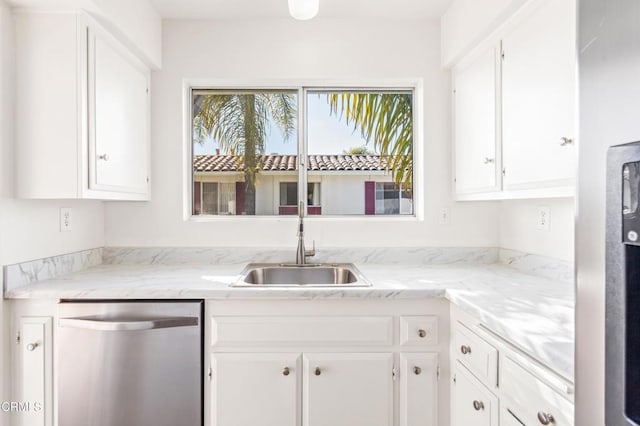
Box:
(193, 154, 389, 173)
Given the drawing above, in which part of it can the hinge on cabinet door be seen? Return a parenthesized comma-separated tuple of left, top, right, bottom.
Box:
(146, 87, 149, 95)
(452, 373, 456, 384)
(437, 365, 440, 380)
(392, 366, 398, 381)
(16, 332, 20, 344)
(146, 176, 150, 183)
(502, 167, 506, 176)
(208, 367, 212, 381)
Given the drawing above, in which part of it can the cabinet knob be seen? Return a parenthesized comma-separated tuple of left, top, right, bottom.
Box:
(98, 154, 110, 161)
(282, 367, 290, 376)
(26, 342, 38, 352)
(473, 400, 484, 411)
(413, 366, 422, 375)
(483, 157, 495, 164)
(417, 329, 427, 338)
(559, 137, 574, 146)
(460, 345, 471, 355)
(537, 412, 555, 424)
(314, 367, 321, 376)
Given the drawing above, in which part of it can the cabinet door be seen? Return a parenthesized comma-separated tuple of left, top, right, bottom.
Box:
(88, 26, 149, 195)
(16, 317, 52, 426)
(451, 363, 498, 426)
(211, 353, 301, 426)
(399, 353, 438, 426)
(501, 0, 576, 190)
(303, 353, 393, 426)
(454, 45, 501, 195)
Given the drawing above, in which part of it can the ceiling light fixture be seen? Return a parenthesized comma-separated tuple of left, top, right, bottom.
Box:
(288, 0, 319, 20)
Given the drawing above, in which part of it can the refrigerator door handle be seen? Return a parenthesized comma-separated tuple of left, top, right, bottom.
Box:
(59, 316, 198, 331)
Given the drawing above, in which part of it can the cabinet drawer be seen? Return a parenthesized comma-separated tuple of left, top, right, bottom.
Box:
(211, 316, 393, 347)
(454, 322, 498, 387)
(400, 316, 438, 346)
(500, 356, 574, 426)
(453, 362, 499, 426)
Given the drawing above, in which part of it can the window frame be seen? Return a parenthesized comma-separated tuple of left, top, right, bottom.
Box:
(182, 79, 424, 222)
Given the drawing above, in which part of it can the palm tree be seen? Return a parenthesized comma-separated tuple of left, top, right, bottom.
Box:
(342, 146, 375, 155)
(327, 92, 413, 192)
(193, 92, 296, 215)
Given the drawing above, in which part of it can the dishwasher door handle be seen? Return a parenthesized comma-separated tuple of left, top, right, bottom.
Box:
(58, 316, 198, 331)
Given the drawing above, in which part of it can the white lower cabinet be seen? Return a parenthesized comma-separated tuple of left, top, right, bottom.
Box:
(211, 353, 301, 426)
(450, 307, 575, 426)
(452, 362, 499, 426)
(303, 353, 393, 426)
(14, 316, 53, 426)
(207, 300, 448, 426)
(400, 353, 439, 426)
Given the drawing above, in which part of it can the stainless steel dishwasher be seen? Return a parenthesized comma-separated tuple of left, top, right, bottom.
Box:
(57, 300, 203, 426)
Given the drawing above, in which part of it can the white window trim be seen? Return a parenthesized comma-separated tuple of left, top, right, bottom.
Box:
(182, 78, 424, 222)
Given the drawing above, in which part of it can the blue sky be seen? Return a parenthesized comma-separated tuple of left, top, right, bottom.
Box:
(193, 93, 377, 156)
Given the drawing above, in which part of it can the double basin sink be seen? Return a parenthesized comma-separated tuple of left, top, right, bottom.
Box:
(232, 263, 372, 287)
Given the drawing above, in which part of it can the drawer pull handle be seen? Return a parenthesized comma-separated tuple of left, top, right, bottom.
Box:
(413, 366, 422, 375)
(483, 157, 495, 164)
(282, 367, 290, 376)
(314, 367, 321, 376)
(537, 412, 555, 425)
(460, 345, 471, 355)
(26, 342, 39, 352)
(417, 329, 427, 338)
(473, 400, 484, 411)
(98, 153, 109, 161)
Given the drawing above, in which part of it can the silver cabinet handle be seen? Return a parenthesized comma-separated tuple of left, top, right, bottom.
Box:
(473, 400, 485, 411)
(314, 367, 321, 376)
(460, 345, 471, 355)
(26, 342, 38, 351)
(483, 157, 495, 164)
(417, 329, 427, 338)
(413, 366, 422, 375)
(282, 367, 290, 376)
(59, 316, 198, 331)
(537, 412, 555, 424)
(98, 154, 109, 161)
(560, 137, 574, 146)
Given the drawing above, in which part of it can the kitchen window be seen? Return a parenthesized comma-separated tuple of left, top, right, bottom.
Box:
(191, 87, 415, 217)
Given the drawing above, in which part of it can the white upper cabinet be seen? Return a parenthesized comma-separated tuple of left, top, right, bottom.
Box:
(452, 0, 576, 200)
(501, 0, 576, 191)
(15, 11, 150, 200)
(453, 46, 501, 195)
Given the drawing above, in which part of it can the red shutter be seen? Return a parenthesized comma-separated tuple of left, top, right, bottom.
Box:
(193, 182, 201, 215)
(365, 181, 375, 215)
(235, 182, 245, 215)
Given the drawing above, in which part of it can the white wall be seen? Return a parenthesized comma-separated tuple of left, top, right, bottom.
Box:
(0, 1, 104, 269)
(105, 18, 500, 248)
(499, 198, 575, 261)
(441, 0, 527, 66)
(6, 0, 162, 68)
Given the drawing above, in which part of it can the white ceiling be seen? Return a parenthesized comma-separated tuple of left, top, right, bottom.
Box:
(149, 0, 453, 20)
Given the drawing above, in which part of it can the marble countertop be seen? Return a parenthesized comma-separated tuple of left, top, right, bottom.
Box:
(4, 262, 574, 381)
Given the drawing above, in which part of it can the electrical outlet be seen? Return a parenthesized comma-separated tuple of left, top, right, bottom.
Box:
(60, 207, 72, 232)
(439, 207, 450, 225)
(537, 206, 550, 231)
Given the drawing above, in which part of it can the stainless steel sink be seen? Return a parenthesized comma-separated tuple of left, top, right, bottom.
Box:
(232, 263, 372, 287)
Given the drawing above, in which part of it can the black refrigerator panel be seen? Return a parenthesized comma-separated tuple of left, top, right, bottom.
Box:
(607, 142, 640, 426)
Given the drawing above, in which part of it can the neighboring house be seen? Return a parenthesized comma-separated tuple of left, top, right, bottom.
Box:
(193, 154, 413, 216)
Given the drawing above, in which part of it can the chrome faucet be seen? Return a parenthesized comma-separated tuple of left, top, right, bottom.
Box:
(296, 201, 316, 265)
